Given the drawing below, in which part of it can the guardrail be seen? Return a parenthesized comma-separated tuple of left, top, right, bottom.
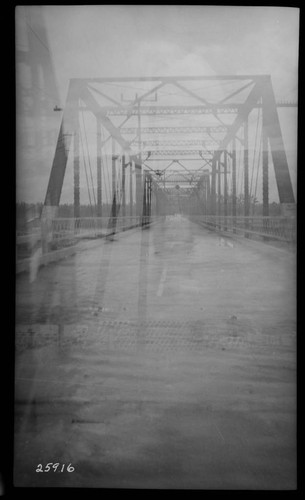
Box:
(49, 215, 160, 245)
(16, 215, 159, 260)
(16, 216, 41, 236)
(190, 215, 296, 243)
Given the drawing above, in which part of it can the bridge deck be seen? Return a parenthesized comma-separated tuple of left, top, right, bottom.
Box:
(15, 215, 296, 489)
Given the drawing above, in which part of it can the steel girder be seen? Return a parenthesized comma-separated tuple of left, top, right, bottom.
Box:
(44, 75, 295, 215)
(44, 80, 80, 207)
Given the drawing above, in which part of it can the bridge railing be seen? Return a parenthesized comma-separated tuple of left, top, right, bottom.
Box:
(190, 215, 296, 243)
(16, 215, 159, 261)
(50, 216, 146, 245)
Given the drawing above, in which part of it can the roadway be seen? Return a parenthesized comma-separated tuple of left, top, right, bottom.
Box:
(15, 215, 296, 489)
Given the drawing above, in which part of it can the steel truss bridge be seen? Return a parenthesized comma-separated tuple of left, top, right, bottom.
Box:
(17, 75, 296, 266)
(15, 6, 298, 490)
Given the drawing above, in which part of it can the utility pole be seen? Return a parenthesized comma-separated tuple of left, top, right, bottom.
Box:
(121, 91, 157, 220)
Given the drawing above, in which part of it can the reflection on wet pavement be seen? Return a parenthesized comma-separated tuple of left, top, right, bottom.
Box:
(15, 216, 296, 489)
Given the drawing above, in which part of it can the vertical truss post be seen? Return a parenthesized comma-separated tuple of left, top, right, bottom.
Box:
(130, 160, 133, 216)
(96, 118, 102, 217)
(206, 175, 210, 216)
(211, 154, 217, 215)
(217, 156, 221, 217)
(74, 111, 80, 219)
(42, 80, 80, 252)
(262, 98, 269, 239)
(135, 162, 142, 218)
(111, 139, 117, 219)
(155, 187, 159, 216)
(232, 138, 237, 233)
(244, 118, 250, 217)
(262, 99, 269, 217)
(261, 76, 295, 208)
(43, 81, 80, 210)
(142, 171, 147, 226)
(148, 174, 152, 217)
(122, 154, 126, 217)
(156, 185, 162, 216)
(244, 118, 250, 237)
(137, 100, 142, 161)
(224, 150, 228, 230)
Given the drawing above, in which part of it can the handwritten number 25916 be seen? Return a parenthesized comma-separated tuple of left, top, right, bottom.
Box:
(36, 463, 75, 472)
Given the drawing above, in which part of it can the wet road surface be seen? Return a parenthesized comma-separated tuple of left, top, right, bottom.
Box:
(15, 215, 296, 489)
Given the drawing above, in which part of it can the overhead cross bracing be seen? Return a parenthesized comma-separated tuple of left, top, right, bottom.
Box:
(42, 74, 296, 235)
(142, 140, 221, 147)
(83, 102, 297, 116)
(120, 126, 229, 134)
(140, 150, 214, 157)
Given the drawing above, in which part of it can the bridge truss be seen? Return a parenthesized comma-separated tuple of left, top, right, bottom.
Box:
(42, 75, 296, 246)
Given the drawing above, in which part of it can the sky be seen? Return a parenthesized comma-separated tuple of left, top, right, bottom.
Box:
(16, 5, 299, 204)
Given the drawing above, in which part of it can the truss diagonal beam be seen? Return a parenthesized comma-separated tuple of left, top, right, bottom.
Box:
(44, 81, 79, 207)
(261, 78, 295, 203)
(171, 80, 230, 128)
(88, 84, 123, 107)
(216, 81, 263, 154)
(219, 81, 255, 104)
(171, 81, 209, 105)
(80, 85, 132, 152)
